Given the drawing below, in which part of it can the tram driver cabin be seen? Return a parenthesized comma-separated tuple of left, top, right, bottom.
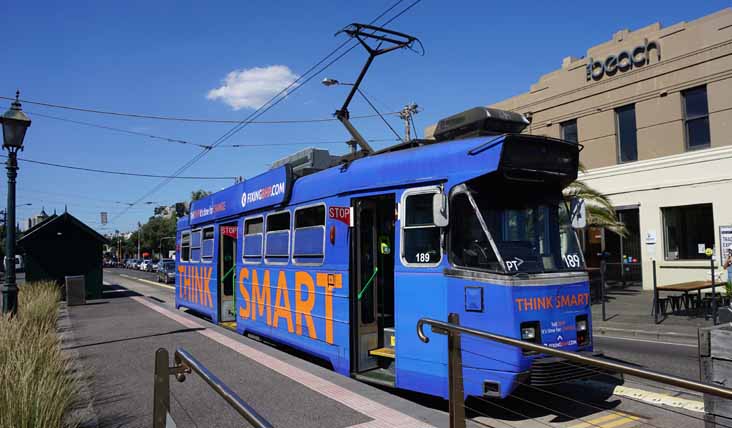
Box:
(175, 106, 598, 399)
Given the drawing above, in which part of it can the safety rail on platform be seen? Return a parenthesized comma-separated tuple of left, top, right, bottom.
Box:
(417, 314, 732, 428)
(153, 347, 273, 428)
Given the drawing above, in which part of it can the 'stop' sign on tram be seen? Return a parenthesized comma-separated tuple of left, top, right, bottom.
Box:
(189, 165, 293, 225)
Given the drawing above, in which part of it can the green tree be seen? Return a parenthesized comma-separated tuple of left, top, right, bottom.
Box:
(190, 189, 212, 201)
(563, 165, 627, 236)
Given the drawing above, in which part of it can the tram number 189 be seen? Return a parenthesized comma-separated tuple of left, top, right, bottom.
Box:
(415, 252, 431, 263)
(562, 254, 581, 268)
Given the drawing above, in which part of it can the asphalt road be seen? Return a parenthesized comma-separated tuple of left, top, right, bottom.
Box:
(595, 335, 700, 381)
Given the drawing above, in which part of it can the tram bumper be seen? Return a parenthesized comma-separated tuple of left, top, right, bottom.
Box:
(470, 351, 623, 399)
(528, 351, 620, 386)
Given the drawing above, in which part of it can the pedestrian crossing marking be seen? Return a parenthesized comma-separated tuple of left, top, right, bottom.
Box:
(568, 412, 640, 428)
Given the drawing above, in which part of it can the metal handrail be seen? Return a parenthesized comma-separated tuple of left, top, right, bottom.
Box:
(153, 347, 273, 428)
(417, 316, 732, 401)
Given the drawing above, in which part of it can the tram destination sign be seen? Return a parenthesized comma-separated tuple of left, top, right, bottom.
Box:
(586, 39, 660, 81)
(189, 165, 293, 225)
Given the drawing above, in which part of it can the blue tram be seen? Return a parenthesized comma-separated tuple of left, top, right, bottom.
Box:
(175, 107, 596, 399)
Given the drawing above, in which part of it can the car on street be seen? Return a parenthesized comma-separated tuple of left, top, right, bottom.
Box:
(157, 259, 176, 284)
(139, 259, 152, 271)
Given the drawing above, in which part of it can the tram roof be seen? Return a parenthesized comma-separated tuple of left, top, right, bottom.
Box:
(289, 135, 503, 203)
(178, 134, 519, 228)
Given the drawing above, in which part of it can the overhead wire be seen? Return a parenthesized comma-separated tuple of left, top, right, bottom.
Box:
(356, 87, 404, 142)
(0, 155, 235, 180)
(2, 97, 400, 124)
(109, 0, 417, 225)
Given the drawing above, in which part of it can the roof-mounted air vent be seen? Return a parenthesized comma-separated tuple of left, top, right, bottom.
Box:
(433, 107, 529, 142)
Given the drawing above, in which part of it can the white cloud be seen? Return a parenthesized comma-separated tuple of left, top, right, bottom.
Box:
(207, 65, 299, 110)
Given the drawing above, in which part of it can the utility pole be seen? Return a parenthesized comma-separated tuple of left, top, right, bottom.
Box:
(399, 103, 420, 142)
(137, 222, 141, 260)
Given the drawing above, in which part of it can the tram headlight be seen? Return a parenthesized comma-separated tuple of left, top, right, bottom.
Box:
(576, 315, 590, 347)
(519, 321, 540, 342)
(520, 321, 541, 355)
(521, 326, 536, 340)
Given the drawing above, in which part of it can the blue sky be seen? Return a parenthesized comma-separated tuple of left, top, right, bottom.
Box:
(1, 1, 728, 233)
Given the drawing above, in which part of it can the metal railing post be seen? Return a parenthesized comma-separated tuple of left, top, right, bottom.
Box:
(600, 256, 607, 321)
(711, 255, 718, 325)
(447, 313, 466, 428)
(652, 259, 660, 324)
(153, 348, 171, 428)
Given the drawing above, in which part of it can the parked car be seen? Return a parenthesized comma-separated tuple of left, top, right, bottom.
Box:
(139, 259, 152, 271)
(150, 259, 160, 272)
(157, 259, 176, 284)
(126, 259, 138, 269)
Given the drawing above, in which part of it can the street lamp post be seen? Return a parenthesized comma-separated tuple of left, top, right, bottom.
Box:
(0, 91, 31, 315)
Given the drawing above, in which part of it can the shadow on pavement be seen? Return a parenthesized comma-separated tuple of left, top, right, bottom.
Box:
(63, 327, 205, 351)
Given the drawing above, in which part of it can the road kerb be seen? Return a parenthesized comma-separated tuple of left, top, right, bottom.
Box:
(593, 325, 698, 345)
(119, 273, 175, 290)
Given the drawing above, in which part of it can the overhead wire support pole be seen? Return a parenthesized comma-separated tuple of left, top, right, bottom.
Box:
(334, 23, 423, 154)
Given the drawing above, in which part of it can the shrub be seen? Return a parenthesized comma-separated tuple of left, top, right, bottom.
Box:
(0, 281, 79, 428)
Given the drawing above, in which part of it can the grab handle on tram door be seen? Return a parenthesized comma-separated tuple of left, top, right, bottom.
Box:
(358, 267, 379, 301)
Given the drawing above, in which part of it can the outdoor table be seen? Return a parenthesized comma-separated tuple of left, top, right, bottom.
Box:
(657, 280, 715, 316)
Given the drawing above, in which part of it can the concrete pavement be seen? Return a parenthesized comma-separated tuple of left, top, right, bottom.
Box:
(591, 283, 713, 345)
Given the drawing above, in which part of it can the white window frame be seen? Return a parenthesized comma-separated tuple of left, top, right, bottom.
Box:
(242, 215, 264, 264)
(293, 203, 326, 266)
(264, 210, 291, 265)
(180, 231, 191, 262)
(201, 226, 215, 262)
(190, 228, 202, 262)
(400, 186, 445, 268)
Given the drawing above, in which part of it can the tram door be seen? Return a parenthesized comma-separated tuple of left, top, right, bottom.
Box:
(219, 223, 238, 324)
(351, 195, 396, 374)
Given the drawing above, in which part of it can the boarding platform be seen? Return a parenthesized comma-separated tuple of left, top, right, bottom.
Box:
(64, 281, 443, 428)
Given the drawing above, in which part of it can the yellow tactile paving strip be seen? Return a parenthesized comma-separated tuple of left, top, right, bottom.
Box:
(568, 411, 641, 428)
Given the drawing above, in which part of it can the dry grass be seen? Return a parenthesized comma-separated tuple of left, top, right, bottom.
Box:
(0, 281, 79, 428)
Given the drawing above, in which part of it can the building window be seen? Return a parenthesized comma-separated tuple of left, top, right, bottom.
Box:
(402, 191, 441, 266)
(662, 204, 714, 261)
(560, 119, 578, 144)
(293, 205, 326, 265)
(243, 217, 263, 263)
(190, 229, 202, 262)
(201, 226, 214, 260)
(265, 211, 290, 263)
(615, 104, 637, 163)
(181, 231, 190, 262)
(683, 86, 710, 150)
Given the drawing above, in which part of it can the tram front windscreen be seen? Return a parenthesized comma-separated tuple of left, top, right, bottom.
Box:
(450, 177, 584, 274)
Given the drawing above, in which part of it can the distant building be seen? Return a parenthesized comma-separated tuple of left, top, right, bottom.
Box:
(19, 211, 108, 299)
(26, 207, 50, 230)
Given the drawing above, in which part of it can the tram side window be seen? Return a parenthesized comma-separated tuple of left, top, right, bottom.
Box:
(294, 205, 325, 264)
(403, 192, 441, 265)
(201, 226, 215, 260)
(265, 211, 290, 263)
(181, 231, 191, 262)
(243, 217, 264, 263)
(190, 229, 202, 262)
